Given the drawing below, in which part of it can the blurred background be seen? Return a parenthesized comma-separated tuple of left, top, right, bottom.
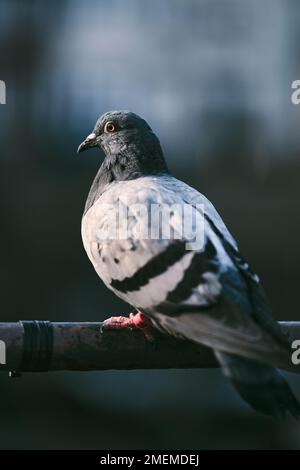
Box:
(0, 0, 300, 450)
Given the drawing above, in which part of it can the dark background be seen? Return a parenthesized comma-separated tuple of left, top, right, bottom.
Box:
(1, 0, 300, 450)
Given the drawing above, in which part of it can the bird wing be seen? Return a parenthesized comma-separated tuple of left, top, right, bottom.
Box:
(82, 175, 291, 368)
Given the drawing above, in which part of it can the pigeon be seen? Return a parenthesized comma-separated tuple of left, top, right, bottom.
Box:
(79, 110, 300, 418)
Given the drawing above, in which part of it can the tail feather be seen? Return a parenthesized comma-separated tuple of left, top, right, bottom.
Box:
(215, 350, 300, 419)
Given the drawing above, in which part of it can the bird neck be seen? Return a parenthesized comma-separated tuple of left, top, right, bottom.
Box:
(101, 130, 169, 181)
(83, 132, 169, 215)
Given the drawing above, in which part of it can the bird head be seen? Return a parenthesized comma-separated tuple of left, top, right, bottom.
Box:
(77, 110, 169, 178)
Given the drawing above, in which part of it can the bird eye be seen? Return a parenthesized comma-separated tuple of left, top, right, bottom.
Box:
(104, 121, 117, 133)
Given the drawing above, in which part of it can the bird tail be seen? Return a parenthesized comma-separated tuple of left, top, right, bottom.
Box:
(214, 350, 300, 419)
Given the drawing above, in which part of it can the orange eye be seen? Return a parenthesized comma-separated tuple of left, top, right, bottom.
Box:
(104, 121, 117, 133)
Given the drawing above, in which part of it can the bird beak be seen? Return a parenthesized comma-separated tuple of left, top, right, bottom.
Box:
(77, 132, 97, 154)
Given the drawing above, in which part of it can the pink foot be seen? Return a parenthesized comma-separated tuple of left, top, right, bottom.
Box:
(101, 311, 154, 341)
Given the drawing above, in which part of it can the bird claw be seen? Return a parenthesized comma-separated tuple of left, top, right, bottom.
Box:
(129, 312, 155, 342)
(101, 315, 133, 330)
(100, 312, 155, 342)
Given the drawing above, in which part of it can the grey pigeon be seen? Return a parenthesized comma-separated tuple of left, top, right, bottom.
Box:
(79, 110, 299, 418)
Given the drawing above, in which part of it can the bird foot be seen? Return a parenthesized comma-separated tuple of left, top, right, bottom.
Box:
(100, 311, 154, 342)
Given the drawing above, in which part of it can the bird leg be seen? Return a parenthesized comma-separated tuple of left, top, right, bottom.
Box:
(100, 311, 155, 341)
